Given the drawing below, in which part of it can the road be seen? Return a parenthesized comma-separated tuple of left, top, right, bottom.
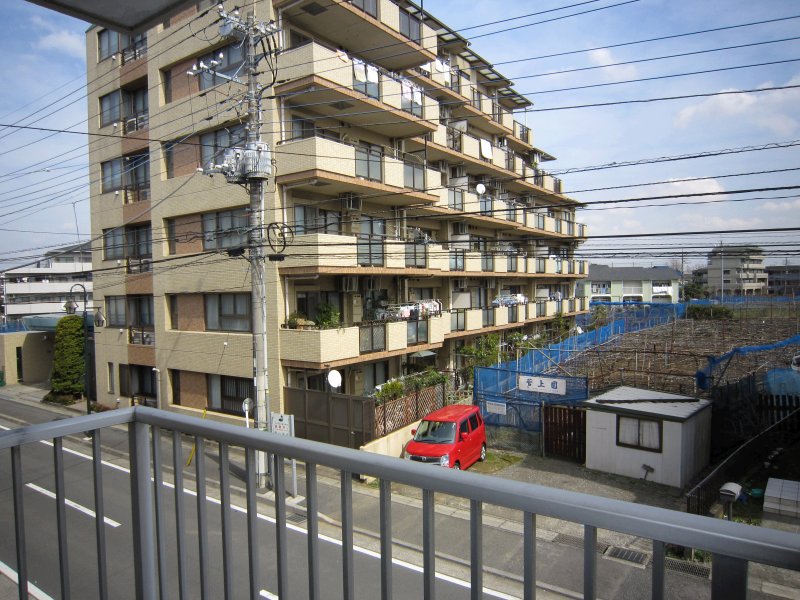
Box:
(0, 397, 784, 599)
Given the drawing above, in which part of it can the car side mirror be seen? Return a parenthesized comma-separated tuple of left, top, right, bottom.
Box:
(411, 429, 416, 436)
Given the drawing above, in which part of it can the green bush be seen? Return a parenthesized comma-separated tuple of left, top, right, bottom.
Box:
(687, 304, 734, 320)
(313, 303, 341, 329)
(375, 380, 404, 404)
(50, 315, 85, 397)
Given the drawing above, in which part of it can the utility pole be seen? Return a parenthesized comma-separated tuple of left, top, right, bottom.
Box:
(193, 7, 280, 489)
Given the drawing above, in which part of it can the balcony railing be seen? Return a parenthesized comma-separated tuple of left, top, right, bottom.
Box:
(359, 322, 386, 353)
(481, 307, 495, 327)
(123, 185, 150, 204)
(123, 113, 149, 134)
(121, 41, 147, 64)
(406, 319, 428, 345)
(450, 309, 466, 331)
(128, 326, 155, 345)
(126, 257, 152, 274)
(2, 409, 796, 600)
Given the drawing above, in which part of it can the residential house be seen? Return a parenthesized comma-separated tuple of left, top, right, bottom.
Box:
(580, 264, 681, 303)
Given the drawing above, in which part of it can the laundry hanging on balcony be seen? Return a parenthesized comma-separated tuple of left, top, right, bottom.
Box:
(480, 138, 494, 160)
(352, 57, 367, 82)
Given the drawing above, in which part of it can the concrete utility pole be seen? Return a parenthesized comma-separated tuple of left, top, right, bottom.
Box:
(193, 7, 280, 488)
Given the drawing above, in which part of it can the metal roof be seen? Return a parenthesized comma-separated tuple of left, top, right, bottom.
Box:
(584, 386, 710, 422)
(25, 0, 196, 33)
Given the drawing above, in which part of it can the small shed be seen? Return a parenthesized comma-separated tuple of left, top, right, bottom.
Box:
(583, 386, 711, 488)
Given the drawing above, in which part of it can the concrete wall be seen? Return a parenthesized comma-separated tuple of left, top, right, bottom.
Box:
(0, 331, 54, 385)
(359, 421, 419, 482)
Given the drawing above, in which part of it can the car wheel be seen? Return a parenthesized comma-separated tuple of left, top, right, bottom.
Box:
(479, 444, 487, 462)
(453, 461, 461, 470)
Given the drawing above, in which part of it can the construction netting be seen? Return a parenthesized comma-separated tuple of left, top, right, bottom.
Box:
(696, 334, 800, 390)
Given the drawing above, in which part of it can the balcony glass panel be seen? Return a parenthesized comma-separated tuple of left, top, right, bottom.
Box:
(482, 308, 495, 327)
(405, 242, 427, 267)
(359, 323, 386, 353)
(481, 253, 494, 272)
(407, 319, 428, 344)
(450, 250, 465, 271)
(355, 143, 383, 181)
(450, 309, 466, 331)
(351, 0, 377, 17)
(448, 188, 464, 211)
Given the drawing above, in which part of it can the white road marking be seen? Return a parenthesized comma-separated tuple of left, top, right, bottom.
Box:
(0, 558, 54, 600)
(259, 590, 279, 599)
(26, 483, 121, 528)
(1, 424, 515, 599)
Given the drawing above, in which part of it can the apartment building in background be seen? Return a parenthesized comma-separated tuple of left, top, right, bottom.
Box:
(1, 243, 93, 323)
(706, 245, 767, 297)
(766, 264, 800, 297)
(580, 264, 682, 303)
(86, 0, 587, 422)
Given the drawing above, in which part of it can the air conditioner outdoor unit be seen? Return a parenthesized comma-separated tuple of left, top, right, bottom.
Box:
(338, 276, 358, 293)
(452, 278, 468, 290)
(452, 222, 468, 236)
(340, 193, 362, 212)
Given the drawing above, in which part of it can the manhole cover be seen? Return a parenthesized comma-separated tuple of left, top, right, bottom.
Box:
(665, 557, 711, 579)
(553, 533, 610, 554)
(606, 546, 650, 566)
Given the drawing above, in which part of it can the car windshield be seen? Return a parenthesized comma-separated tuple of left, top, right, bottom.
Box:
(414, 420, 456, 444)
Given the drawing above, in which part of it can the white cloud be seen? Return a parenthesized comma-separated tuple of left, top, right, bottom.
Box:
(31, 15, 85, 60)
(762, 198, 800, 212)
(674, 75, 800, 134)
(587, 48, 638, 81)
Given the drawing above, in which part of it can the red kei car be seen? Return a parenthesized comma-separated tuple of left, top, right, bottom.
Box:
(404, 405, 487, 470)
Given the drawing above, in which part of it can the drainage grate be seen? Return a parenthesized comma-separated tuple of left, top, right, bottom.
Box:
(606, 546, 650, 566)
(553, 533, 610, 554)
(286, 513, 306, 524)
(665, 557, 711, 579)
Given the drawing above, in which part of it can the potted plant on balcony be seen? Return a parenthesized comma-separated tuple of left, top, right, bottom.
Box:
(314, 303, 341, 330)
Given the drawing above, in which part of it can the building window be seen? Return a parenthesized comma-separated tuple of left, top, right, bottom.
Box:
(202, 208, 249, 249)
(98, 29, 122, 60)
(107, 362, 115, 393)
(357, 217, 385, 266)
(106, 296, 126, 326)
(208, 374, 253, 415)
(205, 293, 251, 332)
(126, 224, 152, 259)
(127, 296, 154, 328)
(399, 9, 421, 43)
(103, 228, 125, 260)
(290, 116, 315, 140)
(294, 205, 341, 235)
(99, 90, 121, 127)
(101, 158, 123, 192)
(355, 142, 382, 181)
(403, 158, 425, 191)
(617, 415, 662, 452)
(351, 0, 377, 17)
(200, 124, 246, 169)
(198, 42, 245, 90)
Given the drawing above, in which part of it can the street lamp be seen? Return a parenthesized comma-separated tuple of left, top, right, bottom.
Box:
(64, 283, 90, 415)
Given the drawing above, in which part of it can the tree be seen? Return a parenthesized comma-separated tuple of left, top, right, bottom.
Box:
(681, 281, 705, 300)
(50, 315, 85, 399)
(460, 334, 503, 383)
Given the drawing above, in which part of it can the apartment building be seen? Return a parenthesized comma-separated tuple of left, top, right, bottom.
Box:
(1, 243, 93, 322)
(766, 264, 800, 297)
(86, 0, 587, 419)
(580, 264, 681, 303)
(706, 245, 767, 297)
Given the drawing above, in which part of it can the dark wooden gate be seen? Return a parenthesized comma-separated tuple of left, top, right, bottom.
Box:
(543, 405, 586, 462)
(283, 387, 375, 449)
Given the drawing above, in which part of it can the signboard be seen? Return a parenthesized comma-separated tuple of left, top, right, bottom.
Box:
(485, 401, 507, 415)
(518, 375, 567, 396)
(270, 412, 294, 437)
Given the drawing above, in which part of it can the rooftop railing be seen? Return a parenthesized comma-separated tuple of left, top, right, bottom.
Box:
(2, 408, 798, 599)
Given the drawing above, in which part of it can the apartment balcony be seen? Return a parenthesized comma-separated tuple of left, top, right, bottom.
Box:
(274, 136, 438, 207)
(2, 409, 796, 600)
(276, 0, 436, 71)
(276, 42, 437, 138)
(128, 326, 155, 346)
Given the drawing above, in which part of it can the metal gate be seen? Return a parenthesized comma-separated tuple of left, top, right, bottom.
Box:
(543, 404, 586, 462)
(283, 387, 375, 449)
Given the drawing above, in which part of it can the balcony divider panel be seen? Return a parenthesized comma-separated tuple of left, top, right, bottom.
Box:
(380, 478, 393, 600)
(341, 471, 355, 600)
(12, 445, 28, 600)
(195, 436, 209, 600)
(54, 438, 70, 599)
(246, 448, 260, 599)
(306, 462, 321, 600)
(274, 453, 289, 598)
(172, 430, 188, 600)
(219, 442, 233, 600)
(151, 429, 167, 600)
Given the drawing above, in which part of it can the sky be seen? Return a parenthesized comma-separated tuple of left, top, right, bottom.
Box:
(0, 0, 799, 272)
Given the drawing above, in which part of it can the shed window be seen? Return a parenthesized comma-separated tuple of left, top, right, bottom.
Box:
(616, 415, 662, 452)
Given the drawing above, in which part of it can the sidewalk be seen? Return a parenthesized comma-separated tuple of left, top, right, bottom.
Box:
(2, 382, 799, 599)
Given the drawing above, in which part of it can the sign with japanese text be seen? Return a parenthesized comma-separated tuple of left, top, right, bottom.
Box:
(485, 401, 507, 415)
(518, 375, 566, 396)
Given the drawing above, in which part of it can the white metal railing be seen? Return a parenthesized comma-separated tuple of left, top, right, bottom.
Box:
(3, 409, 796, 599)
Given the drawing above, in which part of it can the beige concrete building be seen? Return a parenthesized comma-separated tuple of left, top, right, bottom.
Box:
(706, 245, 767, 297)
(85, 0, 587, 422)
